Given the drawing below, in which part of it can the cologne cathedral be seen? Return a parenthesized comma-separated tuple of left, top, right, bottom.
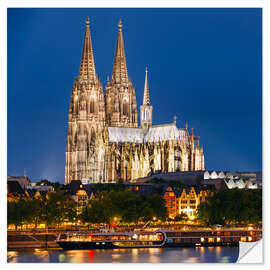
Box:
(65, 18, 205, 184)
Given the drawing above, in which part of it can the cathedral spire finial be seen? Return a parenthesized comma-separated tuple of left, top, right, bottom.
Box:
(174, 115, 177, 125)
(143, 67, 150, 105)
(78, 17, 96, 82)
(112, 19, 128, 84)
(118, 19, 122, 30)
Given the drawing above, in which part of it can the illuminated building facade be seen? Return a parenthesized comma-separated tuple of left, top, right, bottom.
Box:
(65, 18, 205, 184)
(177, 186, 211, 219)
(162, 186, 177, 219)
(162, 185, 212, 219)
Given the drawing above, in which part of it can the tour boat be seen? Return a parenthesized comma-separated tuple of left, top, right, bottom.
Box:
(56, 228, 262, 250)
(163, 228, 262, 247)
(56, 230, 166, 250)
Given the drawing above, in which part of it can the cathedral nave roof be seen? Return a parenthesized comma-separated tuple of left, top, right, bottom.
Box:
(107, 124, 188, 144)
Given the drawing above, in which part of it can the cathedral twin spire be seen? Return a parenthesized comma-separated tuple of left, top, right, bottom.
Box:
(112, 19, 129, 84)
(77, 17, 152, 128)
(104, 18, 138, 127)
(79, 17, 96, 82)
(79, 17, 129, 85)
(66, 18, 205, 184)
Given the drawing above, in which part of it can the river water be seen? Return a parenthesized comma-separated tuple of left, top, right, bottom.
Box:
(8, 247, 239, 263)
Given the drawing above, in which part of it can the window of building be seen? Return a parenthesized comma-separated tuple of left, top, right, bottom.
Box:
(90, 128, 95, 145)
(123, 100, 129, 116)
(144, 109, 149, 120)
(90, 99, 95, 113)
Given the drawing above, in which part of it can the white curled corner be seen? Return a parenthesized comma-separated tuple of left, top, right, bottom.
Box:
(237, 239, 263, 263)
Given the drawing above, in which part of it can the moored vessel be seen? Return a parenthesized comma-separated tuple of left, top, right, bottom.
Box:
(163, 228, 262, 247)
(56, 230, 166, 250)
(56, 228, 262, 250)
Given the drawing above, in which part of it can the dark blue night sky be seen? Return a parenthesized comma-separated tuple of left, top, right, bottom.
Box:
(7, 8, 262, 183)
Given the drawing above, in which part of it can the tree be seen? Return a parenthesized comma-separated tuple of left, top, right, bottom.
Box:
(7, 200, 22, 230)
(35, 179, 62, 191)
(80, 189, 168, 224)
(81, 198, 111, 224)
(146, 194, 168, 221)
(174, 212, 189, 222)
(197, 189, 262, 226)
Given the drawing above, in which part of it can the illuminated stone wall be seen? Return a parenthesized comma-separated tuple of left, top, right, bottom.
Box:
(65, 18, 205, 184)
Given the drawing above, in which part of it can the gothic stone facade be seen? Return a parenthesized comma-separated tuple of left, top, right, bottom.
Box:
(65, 18, 205, 185)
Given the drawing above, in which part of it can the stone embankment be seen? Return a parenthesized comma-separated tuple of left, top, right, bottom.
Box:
(8, 233, 59, 249)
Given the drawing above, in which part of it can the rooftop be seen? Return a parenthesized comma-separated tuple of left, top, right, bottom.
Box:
(108, 124, 188, 143)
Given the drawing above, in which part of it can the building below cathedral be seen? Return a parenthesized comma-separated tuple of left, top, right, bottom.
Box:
(65, 18, 205, 185)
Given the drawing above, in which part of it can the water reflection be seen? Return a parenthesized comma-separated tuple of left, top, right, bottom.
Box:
(7, 246, 239, 263)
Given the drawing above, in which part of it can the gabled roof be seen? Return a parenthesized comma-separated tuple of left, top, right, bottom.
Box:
(145, 125, 187, 143)
(107, 125, 188, 144)
(173, 187, 184, 197)
(68, 180, 83, 195)
(26, 189, 37, 197)
(108, 127, 143, 143)
(84, 185, 98, 197)
(7, 181, 27, 197)
(159, 184, 170, 196)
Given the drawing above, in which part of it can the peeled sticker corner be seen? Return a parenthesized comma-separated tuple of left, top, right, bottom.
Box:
(237, 239, 263, 263)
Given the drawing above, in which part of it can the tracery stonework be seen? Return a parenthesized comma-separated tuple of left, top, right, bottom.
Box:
(65, 18, 205, 184)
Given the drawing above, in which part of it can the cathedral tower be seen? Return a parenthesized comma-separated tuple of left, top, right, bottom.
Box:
(140, 67, 153, 129)
(65, 18, 205, 184)
(65, 18, 106, 184)
(105, 20, 138, 127)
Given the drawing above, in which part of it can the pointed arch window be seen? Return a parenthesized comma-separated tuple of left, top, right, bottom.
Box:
(90, 128, 96, 145)
(123, 100, 129, 116)
(90, 98, 95, 113)
(144, 109, 149, 121)
(114, 102, 118, 112)
(107, 97, 112, 113)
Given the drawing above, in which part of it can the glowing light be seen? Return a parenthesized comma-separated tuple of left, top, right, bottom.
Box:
(200, 237, 204, 242)
(88, 250, 95, 258)
(248, 237, 252, 241)
(217, 237, 221, 242)
(58, 254, 66, 262)
(184, 207, 192, 213)
(208, 237, 214, 243)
